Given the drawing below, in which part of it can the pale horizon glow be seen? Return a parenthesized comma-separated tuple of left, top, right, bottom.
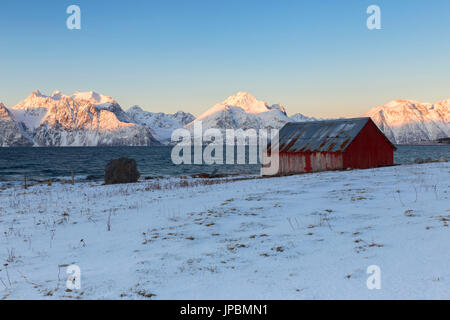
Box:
(0, 0, 449, 118)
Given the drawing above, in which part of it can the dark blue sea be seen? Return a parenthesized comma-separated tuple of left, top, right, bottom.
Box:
(0, 145, 449, 187)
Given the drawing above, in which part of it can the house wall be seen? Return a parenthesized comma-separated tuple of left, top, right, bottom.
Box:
(267, 151, 343, 175)
(343, 120, 395, 169)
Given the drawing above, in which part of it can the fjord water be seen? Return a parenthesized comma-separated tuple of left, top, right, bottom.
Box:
(0, 146, 260, 186)
(0, 145, 449, 186)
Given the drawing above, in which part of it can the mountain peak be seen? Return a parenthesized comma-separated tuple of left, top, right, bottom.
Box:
(388, 99, 421, 106)
(71, 91, 116, 105)
(50, 90, 64, 100)
(187, 92, 294, 131)
(436, 99, 450, 105)
(222, 91, 273, 114)
(224, 91, 257, 105)
(31, 89, 46, 98)
(0, 102, 10, 119)
(225, 91, 256, 100)
(127, 105, 144, 113)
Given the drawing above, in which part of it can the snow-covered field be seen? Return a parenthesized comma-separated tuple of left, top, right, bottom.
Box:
(0, 163, 449, 300)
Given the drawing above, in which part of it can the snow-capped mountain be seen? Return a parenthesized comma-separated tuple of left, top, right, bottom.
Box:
(365, 99, 449, 144)
(4, 90, 448, 147)
(290, 113, 318, 122)
(0, 102, 33, 146)
(127, 106, 195, 142)
(185, 92, 314, 133)
(5, 90, 160, 146)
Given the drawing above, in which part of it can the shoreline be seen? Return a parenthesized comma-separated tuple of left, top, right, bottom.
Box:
(0, 172, 261, 192)
(2, 158, 448, 191)
(0, 142, 449, 148)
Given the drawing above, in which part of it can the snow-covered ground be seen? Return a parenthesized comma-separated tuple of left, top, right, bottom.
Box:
(0, 163, 449, 300)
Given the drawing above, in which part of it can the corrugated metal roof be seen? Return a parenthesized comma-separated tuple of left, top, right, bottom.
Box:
(275, 117, 371, 153)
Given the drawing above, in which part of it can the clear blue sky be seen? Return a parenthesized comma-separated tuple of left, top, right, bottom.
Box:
(0, 0, 449, 117)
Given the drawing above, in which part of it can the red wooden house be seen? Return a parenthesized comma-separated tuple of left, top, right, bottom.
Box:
(262, 117, 396, 176)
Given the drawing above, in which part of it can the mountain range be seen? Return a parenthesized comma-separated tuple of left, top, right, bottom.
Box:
(0, 90, 448, 146)
(126, 106, 195, 142)
(364, 99, 449, 144)
(2, 90, 160, 147)
(185, 91, 316, 133)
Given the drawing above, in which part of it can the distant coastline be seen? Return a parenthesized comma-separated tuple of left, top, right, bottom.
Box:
(1, 138, 450, 148)
(401, 137, 450, 146)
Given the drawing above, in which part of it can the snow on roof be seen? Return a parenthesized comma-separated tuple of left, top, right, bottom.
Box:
(276, 117, 375, 153)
